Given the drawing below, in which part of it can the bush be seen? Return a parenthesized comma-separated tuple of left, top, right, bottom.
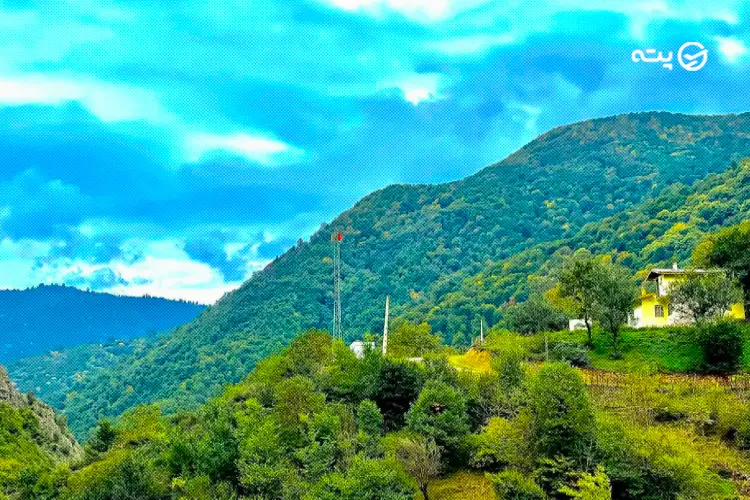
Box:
(529, 363, 594, 459)
(467, 415, 532, 471)
(699, 321, 744, 374)
(489, 469, 545, 500)
(549, 342, 591, 367)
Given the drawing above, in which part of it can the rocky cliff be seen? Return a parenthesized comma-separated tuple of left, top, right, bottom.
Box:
(0, 364, 82, 461)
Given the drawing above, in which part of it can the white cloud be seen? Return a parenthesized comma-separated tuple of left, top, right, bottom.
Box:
(184, 132, 305, 165)
(715, 36, 747, 64)
(426, 34, 516, 56)
(320, 0, 450, 20)
(0, 74, 174, 124)
(378, 72, 444, 105)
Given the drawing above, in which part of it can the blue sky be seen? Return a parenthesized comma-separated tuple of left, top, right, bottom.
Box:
(0, 0, 749, 303)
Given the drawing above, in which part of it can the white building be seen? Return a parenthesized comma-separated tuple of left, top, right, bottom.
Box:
(349, 341, 375, 359)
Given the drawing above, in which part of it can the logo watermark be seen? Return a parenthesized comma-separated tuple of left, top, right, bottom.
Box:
(632, 42, 708, 71)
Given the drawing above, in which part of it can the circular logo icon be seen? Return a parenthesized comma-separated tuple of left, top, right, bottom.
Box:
(678, 42, 708, 71)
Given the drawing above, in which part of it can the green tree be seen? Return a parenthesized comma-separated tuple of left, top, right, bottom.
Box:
(238, 416, 298, 499)
(406, 380, 470, 457)
(273, 376, 326, 446)
(357, 400, 384, 437)
(392, 437, 441, 500)
(529, 363, 594, 460)
(375, 359, 425, 430)
(503, 294, 567, 335)
(357, 400, 384, 457)
(699, 321, 745, 374)
(694, 221, 750, 321)
(669, 271, 741, 324)
(307, 457, 416, 500)
(592, 262, 638, 355)
(489, 469, 546, 500)
(559, 466, 612, 500)
(559, 252, 604, 345)
(86, 419, 117, 456)
(388, 322, 441, 358)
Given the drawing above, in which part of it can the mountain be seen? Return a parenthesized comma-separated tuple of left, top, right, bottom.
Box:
(404, 158, 750, 333)
(0, 364, 81, 494)
(0, 284, 205, 362)
(19, 111, 750, 438)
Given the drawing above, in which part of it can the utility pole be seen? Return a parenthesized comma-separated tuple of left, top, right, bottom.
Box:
(332, 232, 343, 340)
(480, 317, 484, 343)
(382, 295, 390, 356)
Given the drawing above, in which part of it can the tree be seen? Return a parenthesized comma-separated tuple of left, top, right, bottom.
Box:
(388, 322, 441, 358)
(695, 221, 750, 322)
(406, 380, 470, 457)
(87, 419, 118, 455)
(307, 457, 416, 500)
(273, 376, 326, 446)
(559, 466, 612, 500)
(503, 294, 567, 334)
(357, 400, 384, 437)
(375, 359, 425, 430)
(592, 262, 638, 355)
(669, 271, 741, 324)
(559, 252, 604, 345)
(489, 469, 546, 500)
(699, 321, 745, 374)
(393, 437, 441, 500)
(528, 363, 594, 459)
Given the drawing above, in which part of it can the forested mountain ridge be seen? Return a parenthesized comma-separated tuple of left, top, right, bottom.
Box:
(0, 284, 205, 362)
(404, 159, 750, 333)
(22, 111, 750, 438)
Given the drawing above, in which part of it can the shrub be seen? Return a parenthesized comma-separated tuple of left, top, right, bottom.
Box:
(528, 363, 594, 459)
(549, 342, 591, 367)
(489, 469, 545, 500)
(699, 321, 744, 374)
(467, 414, 533, 471)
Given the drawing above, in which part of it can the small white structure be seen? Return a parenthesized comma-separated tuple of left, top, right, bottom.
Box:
(349, 341, 375, 359)
(569, 319, 588, 331)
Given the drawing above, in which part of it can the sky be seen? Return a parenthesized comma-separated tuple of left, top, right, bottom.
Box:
(0, 0, 749, 303)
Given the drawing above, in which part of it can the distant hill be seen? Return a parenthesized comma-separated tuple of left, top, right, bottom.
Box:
(22, 111, 750, 438)
(0, 284, 205, 362)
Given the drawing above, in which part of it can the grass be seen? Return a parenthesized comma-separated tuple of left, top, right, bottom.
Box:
(571, 327, 703, 373)
(428, 471, 496, 500)
(477, 325, 750, 374)
(448, 350, 492, 374)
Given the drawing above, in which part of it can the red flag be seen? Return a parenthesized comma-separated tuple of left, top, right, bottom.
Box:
(337, 232, 342, 241)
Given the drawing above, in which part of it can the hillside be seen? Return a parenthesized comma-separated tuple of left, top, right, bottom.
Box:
(8, 339, 147, 411)
(37, 330, 750, 499)
(0, 364, 81, 496)
(407, 159, 750, 332)
(0, 284, 205, 362)
(26, 111, 750, 438)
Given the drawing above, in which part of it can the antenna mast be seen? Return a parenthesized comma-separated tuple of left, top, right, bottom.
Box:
(332, 232, 343, 340)
(382, 295, 390, 356)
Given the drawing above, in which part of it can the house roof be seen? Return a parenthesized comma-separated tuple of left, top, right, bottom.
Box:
(645, 268, 722, 281)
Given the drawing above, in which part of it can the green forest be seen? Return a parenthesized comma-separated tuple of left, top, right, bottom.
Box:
(4, 112, 750, 499)
(0, 285, 204, 362)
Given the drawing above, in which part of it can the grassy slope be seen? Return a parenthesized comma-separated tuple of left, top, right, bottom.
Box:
(428, 471, 496, 499)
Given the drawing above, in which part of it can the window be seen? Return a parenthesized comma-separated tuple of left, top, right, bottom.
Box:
(655, 305, 665, 318)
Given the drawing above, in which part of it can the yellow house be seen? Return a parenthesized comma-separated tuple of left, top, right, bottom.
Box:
(630, 264, 746, 328)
